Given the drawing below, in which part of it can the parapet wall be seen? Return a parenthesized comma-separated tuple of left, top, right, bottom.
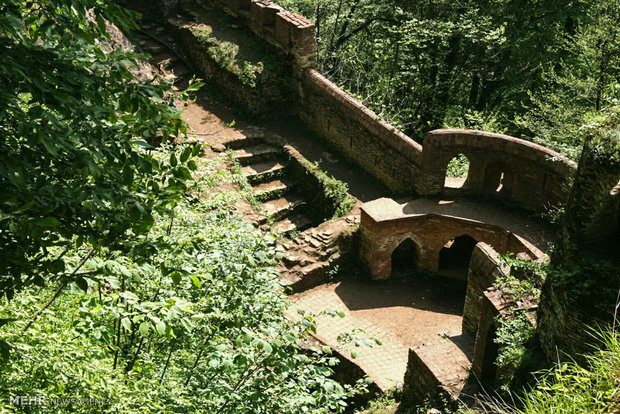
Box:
(299, 70, 425, 194)
(421, 130, 577, 213)
(462, 243, 509, 336)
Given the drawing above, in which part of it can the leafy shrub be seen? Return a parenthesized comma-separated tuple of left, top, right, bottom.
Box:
(0, 150, 356, 413)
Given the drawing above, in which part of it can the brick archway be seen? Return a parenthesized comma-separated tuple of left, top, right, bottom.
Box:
(359, 198, 546, 280)
(391, 237, 421, 278)
(437, 235, 478, 280)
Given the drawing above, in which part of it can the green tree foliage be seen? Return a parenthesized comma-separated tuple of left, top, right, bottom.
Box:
(278, 0, 619, 156)
(0, 166, 355, 411)
(0, 3, 357, 411)
(0, 0, 194, 300)
(516, 0, 620, 157)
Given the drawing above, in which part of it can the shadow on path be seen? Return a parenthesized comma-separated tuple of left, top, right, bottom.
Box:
(333, 277, 466, 316)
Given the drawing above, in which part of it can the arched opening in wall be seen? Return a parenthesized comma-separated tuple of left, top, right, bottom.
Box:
(483, 163, 514, 196)
(444, 154, 470, 189)
(437, 235, 477, 281)
(391, 238, 419, 279)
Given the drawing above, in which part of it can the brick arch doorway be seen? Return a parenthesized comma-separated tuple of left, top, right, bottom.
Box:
(391, 237, 420, 279)
(437, 235, 477, 281)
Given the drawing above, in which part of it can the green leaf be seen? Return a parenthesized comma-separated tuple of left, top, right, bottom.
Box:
(75, 277, 88, 292)
(186, 80, 205, 92)
(122, 165, 134, 185)
(121, 318, 131, 332)
(170, 271, 182, 284)
(120, 291, 140, 303)
(154, 320, 166, 335)
(190, 274, 201, 288)
(180, 146, 192, 163)
(139, 322, 150, 336)
(34, 217, 61, 227)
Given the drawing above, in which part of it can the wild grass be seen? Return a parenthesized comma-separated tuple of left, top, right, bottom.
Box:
(479, 324, 620, 414)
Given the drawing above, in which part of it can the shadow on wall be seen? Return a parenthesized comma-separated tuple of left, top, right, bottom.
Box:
(391, 238, 419, 279)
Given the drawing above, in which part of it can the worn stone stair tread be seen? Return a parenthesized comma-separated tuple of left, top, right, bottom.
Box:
(272, 212, 314, 234)
(252, 179, 295, 200)
(223, 128, 265, 149)
(262, 194, 305, 218)
(241, 161, 286, 181)
(233, 144, 280, 164)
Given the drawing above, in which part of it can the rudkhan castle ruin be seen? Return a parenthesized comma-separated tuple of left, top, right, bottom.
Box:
(129, 0, 619, 407)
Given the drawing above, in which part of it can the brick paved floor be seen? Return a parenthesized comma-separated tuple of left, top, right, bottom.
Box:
(289, 277, 470, 390)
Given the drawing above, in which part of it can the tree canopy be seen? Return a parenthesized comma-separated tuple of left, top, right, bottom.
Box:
(0, 2, 357, 412)
(279, 0, 620, 158)
(0, 0, 192, 299)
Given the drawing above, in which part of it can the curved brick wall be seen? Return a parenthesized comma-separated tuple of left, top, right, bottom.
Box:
(420, 130, 577, 213)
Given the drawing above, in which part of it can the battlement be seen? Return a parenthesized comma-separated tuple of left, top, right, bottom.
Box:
(210, 0, 315, 67)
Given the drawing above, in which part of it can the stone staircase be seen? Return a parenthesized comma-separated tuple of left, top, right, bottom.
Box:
(226, 136, 316, 236)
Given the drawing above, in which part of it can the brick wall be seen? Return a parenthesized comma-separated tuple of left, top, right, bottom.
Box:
(359, 198, 541, 280)
(209, 0, 315, 69)
(173, 23, 292, 115)
(462, 243, 509, 336)
(401, 347, 443, 408)
(298, 70, 425, 195)
(420, 130, 577, 214)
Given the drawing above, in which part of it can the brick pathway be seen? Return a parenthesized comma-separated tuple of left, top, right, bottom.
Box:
(289, 277, 469, 391)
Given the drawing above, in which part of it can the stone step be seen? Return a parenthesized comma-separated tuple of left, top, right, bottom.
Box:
(271, 212, 314, 235)
(242, 161, 286, 184)
(224, 134, 265, 150)
(262, 194, 306, 221)
(233, 144, 281, 165)
(252, 179, 295, 202)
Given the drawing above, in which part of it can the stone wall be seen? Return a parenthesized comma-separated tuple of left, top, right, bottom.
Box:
(170, 20, 292, 116)
(537, 269, 618, 365)
(462, 243, 509, 336)
(420, 130, 577, 214)
(284, 145, 351, 220)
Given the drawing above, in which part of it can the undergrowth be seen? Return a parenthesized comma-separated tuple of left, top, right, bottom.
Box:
(480, 325, 620, 414)
(301, 160, 355, 218)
